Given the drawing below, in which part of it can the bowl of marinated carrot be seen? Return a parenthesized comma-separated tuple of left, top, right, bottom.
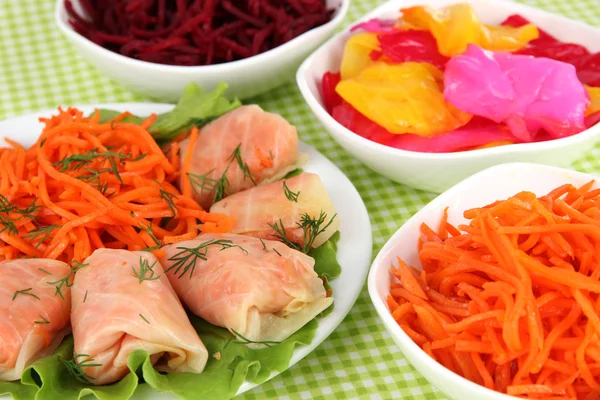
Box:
(368, 162, 600, 400)
(54, 0, 349, 101)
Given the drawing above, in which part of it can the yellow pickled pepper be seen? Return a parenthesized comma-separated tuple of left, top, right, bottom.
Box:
(586, 85, 600, 116)
(336, 61, 472, 136)
(400, 3, 539, 57)
(340, 32, 381, 80)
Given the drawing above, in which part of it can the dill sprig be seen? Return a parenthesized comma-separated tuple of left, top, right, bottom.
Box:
(0, 195, 41, 235)
(60, 353, 101, 384)
(187, 169, 218, 193)
(283, 181, 299, 203)
(53, 149, 130, 172)
(272, 248, 282, 257)
(260, 238, 267, 251)
(138, 223, 161, 250)
(187, 144, 256, 204)
(166, 239, 247, 279)
(48, 260, 87, 299)
(24, 224, 59, 248)
(228, 144, 256, 185)
(298, 211, 337, 252)
(83, 290, 88, 303)
(139, 314, 150, 324)
(132, 257, 161, 283)
(231, 329, 281, 348)
(34, 314, 49, 324)
(39, 268, 52, 275)
(12, 287, 40, 301)
(159, 189, 179, 216)
(267, 220, 301, 251)
(0, 215, 17, 235)
(268, 211, 337, 254)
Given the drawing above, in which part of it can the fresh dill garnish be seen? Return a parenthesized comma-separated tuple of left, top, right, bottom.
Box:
(39, 268, 52, 275)
(187, 167, 232, 204)
(187, 145, 255, 204)
(268, 211, 337, 254)
(0, 195, 41, 235)
(228, 144, 256, 185)
(272, 248, 282, 257)
(159, 189, 179, 216)
(132, 153, 148, 162)
(0, 215, 18, 235)
(60, 353, 101, 384)
(54, 149, 130, 172)
(231, 329, 281, 348)
(260, 238, 267, 251)
(139, 314, 150, 324)
(212, 167, 232, 203)
(12, 287, 40, 301)
(40, 138, 47, 147)
(132, 257, 161, 283)
(83, 290, 88, 303)
(20, 198, 41, 219)
(24, 224, 59, 248)
(34, 314, 49, 324)
(283, 181, 299, 203)
(267, 220, 301, 251)
(187, 170, 218, 194)
(108, 156, 123, 184)
(48, 260, 87, 299)
(297, 211, 337, 252)
(166, 239, 247, 279)
(138, 223, 161, 250)
(269, 150, 274, 160)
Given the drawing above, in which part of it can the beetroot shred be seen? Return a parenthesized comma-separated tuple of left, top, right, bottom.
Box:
(65, 0, 335, 66)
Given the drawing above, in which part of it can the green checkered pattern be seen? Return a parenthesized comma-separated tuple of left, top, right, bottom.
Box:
(1, 0, 599, 399)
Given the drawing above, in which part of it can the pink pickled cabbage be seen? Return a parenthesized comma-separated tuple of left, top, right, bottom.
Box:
(350, 18, 396, 33)
(444, 44, 590, 142)
(332, 102, 515, 153)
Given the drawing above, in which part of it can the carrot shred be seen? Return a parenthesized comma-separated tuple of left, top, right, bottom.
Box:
(0, 107, 231, 263)
(387, 182, 600, 399)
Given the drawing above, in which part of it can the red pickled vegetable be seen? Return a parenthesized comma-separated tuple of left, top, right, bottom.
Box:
(501, 14, 600, 86)
(331, 101, 518, 153)
(376, 30, 449, 70)
(64, 0, 335, 66)
(321, 72, 343, 114)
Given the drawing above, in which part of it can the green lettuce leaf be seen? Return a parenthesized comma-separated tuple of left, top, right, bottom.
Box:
(309, 231, 341, 318)
(0, 315, 317, 400)
(94, 82, 241, 144)
(309, 231, 341, 280)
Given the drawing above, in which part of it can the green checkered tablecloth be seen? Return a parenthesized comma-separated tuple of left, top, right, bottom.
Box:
(1, 0, 599, 399)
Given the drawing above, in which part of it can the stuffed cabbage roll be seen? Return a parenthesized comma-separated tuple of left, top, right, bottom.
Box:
(210, 172, 339, 249)
(160, 233, 332, 343)
(180, 105, 299, 209)
(0, 259, 71, 381)
(71, 249, 208, 385)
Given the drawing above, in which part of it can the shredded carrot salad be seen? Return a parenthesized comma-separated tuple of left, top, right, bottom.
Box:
(0, 107, 233, 263)
(389, 181, 600, 400)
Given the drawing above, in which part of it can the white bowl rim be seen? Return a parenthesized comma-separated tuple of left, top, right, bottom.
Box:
(54, 0, 350, 73)
(365, 161, 595, 400)
(296, 0, 600, 161)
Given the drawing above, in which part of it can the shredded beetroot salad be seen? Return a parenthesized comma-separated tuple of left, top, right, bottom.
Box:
(65, 0, 335, 66)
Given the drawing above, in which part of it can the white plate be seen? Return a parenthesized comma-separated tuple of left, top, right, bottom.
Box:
(368, 162, 598, 400)
(0, 103, 373, 398)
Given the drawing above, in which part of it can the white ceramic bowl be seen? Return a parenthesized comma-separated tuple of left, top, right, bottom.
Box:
(297, 0, 600, 194)
(55, 0, 349, 102)
(367, 162, 600, 400)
